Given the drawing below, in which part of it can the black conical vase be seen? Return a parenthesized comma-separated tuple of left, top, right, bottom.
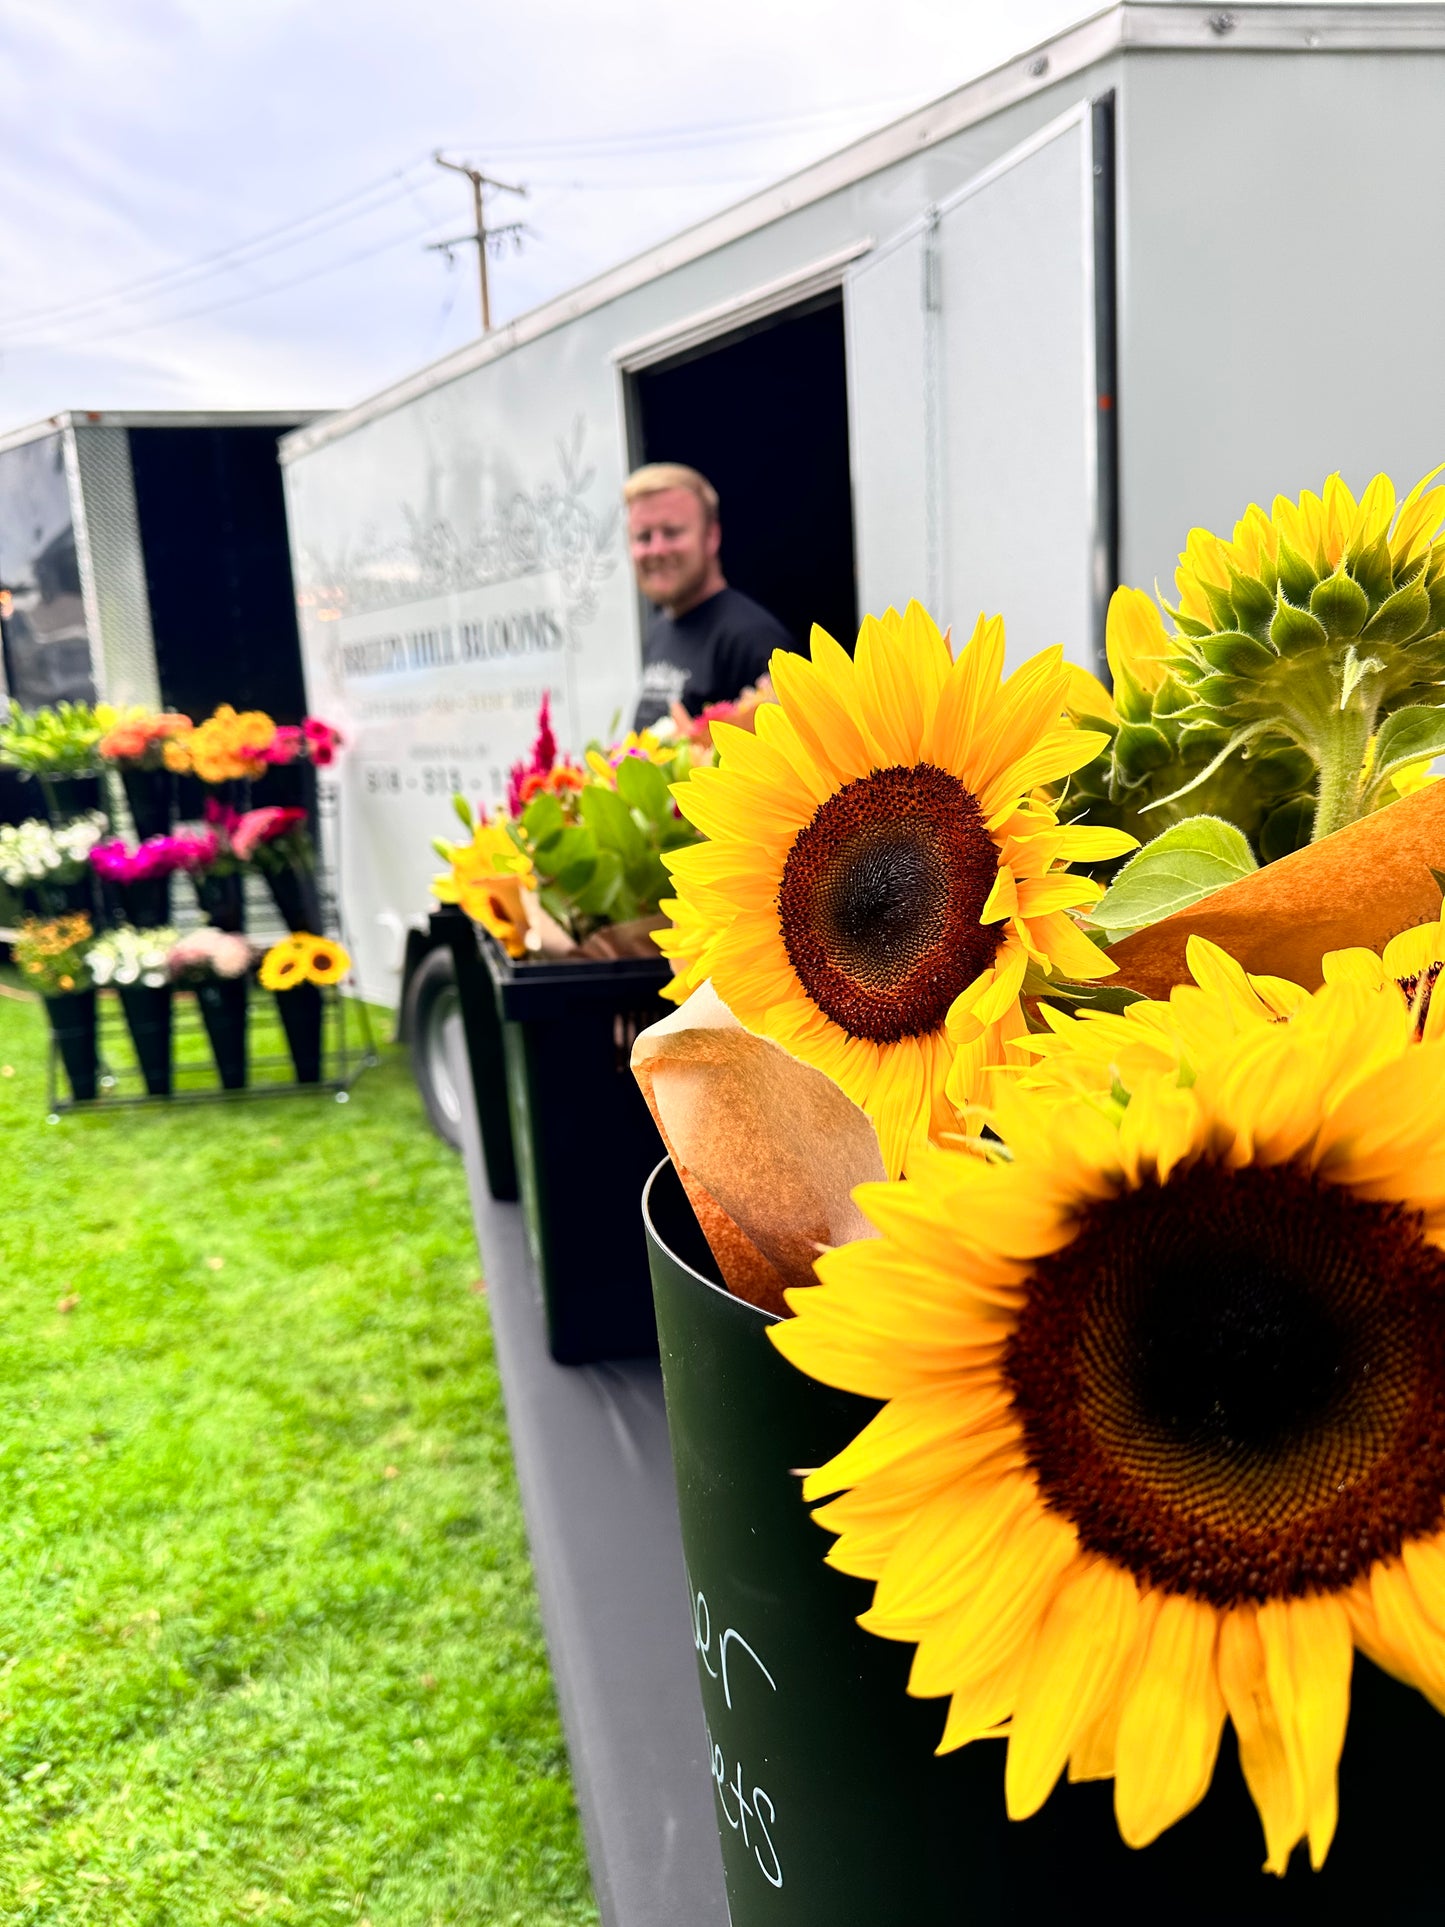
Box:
(45, 988, 98, 1101)
(195, 977, 248, 1089)
(275, 981, 324, 1084)
(121, 766, 174, 842)
(119, 874, 172, 928)
(116, 983, 173, 1096)
(193, 870, 245, 932)
(263, 863, 322, 935)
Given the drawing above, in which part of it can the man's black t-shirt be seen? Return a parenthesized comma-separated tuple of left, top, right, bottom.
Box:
(633, 587, 792, 730)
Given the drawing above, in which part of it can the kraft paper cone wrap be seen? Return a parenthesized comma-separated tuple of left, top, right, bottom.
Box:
(631, 982, 883, 1316)
(1107, 781, 1445, 998)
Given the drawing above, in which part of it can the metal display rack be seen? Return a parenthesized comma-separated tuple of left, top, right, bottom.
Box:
(45, 980, 379, 1119)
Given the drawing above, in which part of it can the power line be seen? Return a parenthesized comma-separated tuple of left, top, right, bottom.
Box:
(429, 154, 529, 334)
(1, 220, 438, 354)
(1, 156, 438, 334)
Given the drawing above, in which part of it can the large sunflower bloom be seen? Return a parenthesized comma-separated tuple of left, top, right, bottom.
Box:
(773, 979, 1445, 1872)
(661, 603, 1131, 1176)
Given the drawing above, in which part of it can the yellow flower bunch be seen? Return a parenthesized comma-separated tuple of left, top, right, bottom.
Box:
(432, 822, 535, 959)
(14, 912, 94, 995)
(164, 705, 278, 782)
(258, 933, 350, 990)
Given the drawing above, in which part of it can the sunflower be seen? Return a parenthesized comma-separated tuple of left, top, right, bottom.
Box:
(773, 976, 1445, 1872)
(1016, 934, 1311, 1100)
(259, 935, 308, 990)
(661, 603, 1132, 1176)
(302, 936, 350, 985)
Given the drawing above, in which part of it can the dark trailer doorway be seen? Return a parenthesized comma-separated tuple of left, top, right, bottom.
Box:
(623, 290, 857, 658)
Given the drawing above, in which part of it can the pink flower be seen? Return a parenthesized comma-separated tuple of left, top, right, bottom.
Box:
(263, 726, 304, 766)
(230, 806, 306, 863)
(303, 717, 341, 766)
(91, 833, 217, 882)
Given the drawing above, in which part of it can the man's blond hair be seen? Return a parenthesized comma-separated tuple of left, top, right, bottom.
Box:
(623, 462, 719, 524)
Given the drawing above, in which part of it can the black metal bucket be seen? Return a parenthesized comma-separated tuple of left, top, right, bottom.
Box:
(195, 977, 248, 1089)
(484, 941, 670, 1364)
(121, 766, 175, 843)
(433, 910, 517, 1201)
(193, 870, 245, 932)
(45, 989, 98, 1101)
(643, 1159, 1445, 1926)
(276, 981, 323, 1084)
(264, 863, 322, 935)
(117, 983, 173, 1096)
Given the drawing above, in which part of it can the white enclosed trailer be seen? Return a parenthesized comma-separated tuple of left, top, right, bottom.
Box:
(279, 1, 1445, 1017)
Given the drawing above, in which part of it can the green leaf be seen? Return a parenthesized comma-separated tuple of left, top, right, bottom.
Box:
(614, 754, 673, 827)
(450, 790, 474, 831)
(520, 791, 566, 843)
(1092, 815, 1258, 935)
(1367, 705, 1445, 791)
(571, 848, 624, 918)
(578, 783, 647, 863)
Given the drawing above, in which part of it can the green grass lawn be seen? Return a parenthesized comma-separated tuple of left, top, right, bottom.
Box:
(0, 980, 597, 1926)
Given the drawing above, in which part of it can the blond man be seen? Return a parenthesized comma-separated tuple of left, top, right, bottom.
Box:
(624, 463, 791, 729)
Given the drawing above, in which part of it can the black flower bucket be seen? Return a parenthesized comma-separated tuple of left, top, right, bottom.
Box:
(643, 1159, 1445, 1927)
(121, 766, 174, 843)
(433, 909, 517, 1201)
(276, 980, 323, 1084)
(44, 988, 97, 1101)
(117, 875, 171, 929)
(193, 870, 245, 932)
(116, 983, 173, 1096)
(483, 940, 670, 1363)
(263, 863, 322, 936)
(195, 977, 248, 1089)
(33, 773, 102, 824)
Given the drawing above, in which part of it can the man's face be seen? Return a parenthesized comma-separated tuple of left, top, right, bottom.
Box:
(628, 487, 719, 608)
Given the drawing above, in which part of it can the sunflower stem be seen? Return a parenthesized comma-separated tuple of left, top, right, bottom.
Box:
(1310, 704, 1375, 843)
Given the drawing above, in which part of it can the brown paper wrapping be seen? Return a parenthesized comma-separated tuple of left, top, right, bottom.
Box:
(519, 892, 669, 961)
(631, 983, 883, 1316)
(1107, 781, 1445, 998)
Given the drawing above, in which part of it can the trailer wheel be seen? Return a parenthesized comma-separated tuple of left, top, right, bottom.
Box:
(406, 946, 466, 1149)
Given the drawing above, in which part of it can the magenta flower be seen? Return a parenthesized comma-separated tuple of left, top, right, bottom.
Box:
(229, 806, 306, 862)
(507, 692, 558, 815)
(90, 832, 219, 882)
(302, 717, 341, 766)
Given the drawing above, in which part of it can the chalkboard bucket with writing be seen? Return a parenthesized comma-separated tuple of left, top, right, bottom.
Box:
(434, 909, 517, 1202)
(643, 1156, 1445, 1926)
(484, 939, 670, 1364)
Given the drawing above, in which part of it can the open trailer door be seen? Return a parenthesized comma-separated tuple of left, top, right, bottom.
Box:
(845, 99, 1116, 673)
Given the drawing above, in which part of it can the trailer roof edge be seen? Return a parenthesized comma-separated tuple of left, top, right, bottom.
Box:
(0, 410, 321, 457)
(278, 1, 1445, 464)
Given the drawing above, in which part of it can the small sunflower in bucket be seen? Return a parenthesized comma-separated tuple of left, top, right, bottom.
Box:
(259, 932, 350, 990)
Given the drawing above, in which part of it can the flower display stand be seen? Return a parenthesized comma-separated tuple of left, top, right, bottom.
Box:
(442, 1023, 728, 1927)
(45, 979, 377, 1116)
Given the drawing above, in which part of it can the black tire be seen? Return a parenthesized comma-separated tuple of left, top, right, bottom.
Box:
(406, 945, 466, 1149)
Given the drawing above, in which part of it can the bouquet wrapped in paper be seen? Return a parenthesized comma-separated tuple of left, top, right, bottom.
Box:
(633, 465, 1445, 1884)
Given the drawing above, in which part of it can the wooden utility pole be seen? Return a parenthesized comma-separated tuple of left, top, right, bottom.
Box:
(430, 153, 527, 333)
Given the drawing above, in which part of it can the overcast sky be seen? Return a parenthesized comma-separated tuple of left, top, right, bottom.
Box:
(0, 0, 1126, 432)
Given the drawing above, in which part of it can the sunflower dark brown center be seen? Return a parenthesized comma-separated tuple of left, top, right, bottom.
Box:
(1005, 1161, 1445, 1605)
(1398, 961, 1443, 1039)
(775, 764, 1000, 1044)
